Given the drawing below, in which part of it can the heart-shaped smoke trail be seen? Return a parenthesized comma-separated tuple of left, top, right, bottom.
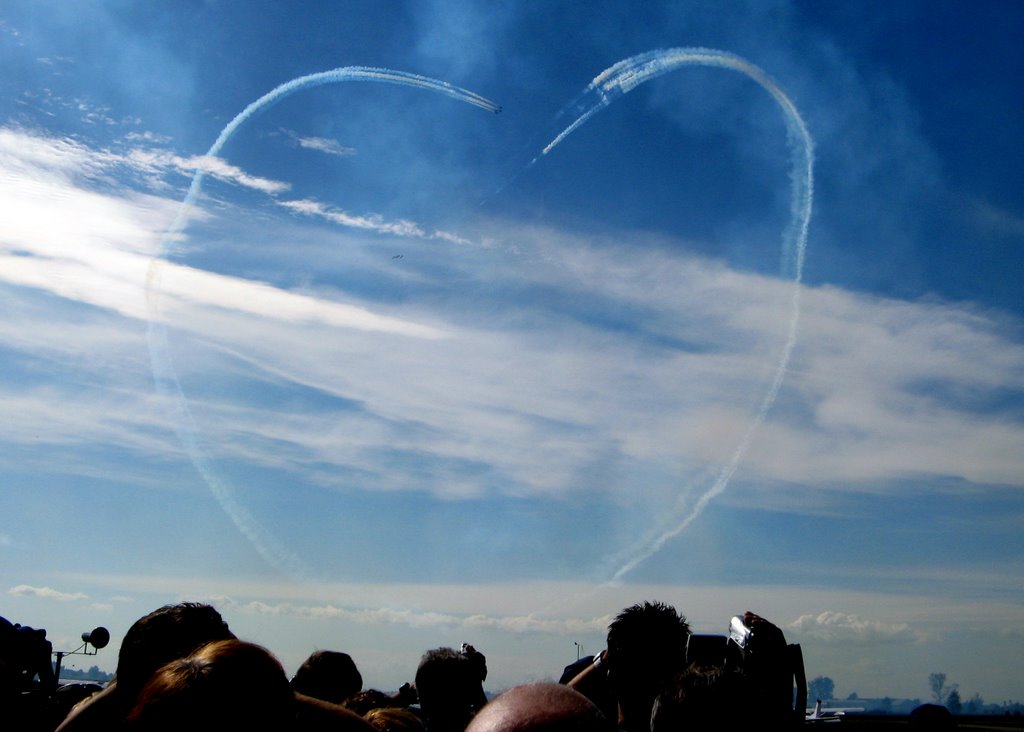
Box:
(145, 68, 499, 577)
(534, 48, 813, 583)
(146, 50, 812, 592)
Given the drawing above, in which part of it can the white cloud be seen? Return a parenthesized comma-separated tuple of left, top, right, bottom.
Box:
(292, 134, 356, 158)
(278, 197, 427, 238)
(187, 154, 289, 195)
(126, 149, 289, 195)
(787, 611, 921, 644)
(0, 127, 118, 177)
(123, 130, 173, 145)
(741, 287, 1024, 488)
(0, 129, 448, 339)
(211, 595, 611, 635)
(276, 196, 481, 245)
(2, 126, 1023, 520)
(9, 584, 88, 602)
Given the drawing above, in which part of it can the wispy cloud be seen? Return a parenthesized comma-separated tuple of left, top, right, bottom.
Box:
(281, 129, 356, 158)
(969, 197, 1024, 238)
(127, 149, 290, 195)
(278, 198, 426, 238)
(123, 130, 172, 145)
(278, 197, 480, 245)
(9, 584, 88, 602)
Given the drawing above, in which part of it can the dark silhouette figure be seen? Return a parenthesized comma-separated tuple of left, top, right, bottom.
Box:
(1, 615, 59, 732)
(292, 650, 363, 705)
(0, 616, 57, 694)
(415, 646, 488, 732)
(568, 601, 690, 732)
(909, 703, 958, 730)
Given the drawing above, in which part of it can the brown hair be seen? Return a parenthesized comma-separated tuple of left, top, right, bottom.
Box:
(126, 639, 292, 731)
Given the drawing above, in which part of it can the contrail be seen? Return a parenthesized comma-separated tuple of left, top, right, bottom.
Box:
(146, 68, 500, 577)
(538, 48, 813, 583)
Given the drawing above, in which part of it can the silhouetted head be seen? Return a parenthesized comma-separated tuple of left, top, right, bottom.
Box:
(605, 601, 690, 732)
(466, 683, 612, 732)
(116, 603, 235, 698)
(909, 703, 957, 730)
(292, 650, 363, 704)
(125, 639, 292, 732)
(415, 647, 487, 732)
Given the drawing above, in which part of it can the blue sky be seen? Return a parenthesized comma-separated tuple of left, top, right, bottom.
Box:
(2, 0, 1023, 703)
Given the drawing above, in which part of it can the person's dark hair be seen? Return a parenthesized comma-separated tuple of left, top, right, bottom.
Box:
(415, 647, 487, 732)
(292, 650, 363, 705)
(116, 603, 235, 697)
(604, 601, 690, 732)
(606, 601, 690, 670)
(125, 639, 292, 732)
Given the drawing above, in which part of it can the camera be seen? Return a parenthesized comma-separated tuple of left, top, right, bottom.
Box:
(685, 614, 807, 725)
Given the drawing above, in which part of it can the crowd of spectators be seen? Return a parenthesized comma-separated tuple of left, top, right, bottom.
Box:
(3, 600, 819, 732)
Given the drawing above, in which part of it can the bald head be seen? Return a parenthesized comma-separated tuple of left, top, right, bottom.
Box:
(466, 684, 612, 732)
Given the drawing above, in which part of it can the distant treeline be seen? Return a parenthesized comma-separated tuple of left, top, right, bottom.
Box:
(809, 675, 1023, 716)
(813, 697, 1024, 717)
(55, 665, 113, 682)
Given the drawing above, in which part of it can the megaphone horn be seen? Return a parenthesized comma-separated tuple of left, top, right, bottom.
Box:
(82, 626, 110, 649)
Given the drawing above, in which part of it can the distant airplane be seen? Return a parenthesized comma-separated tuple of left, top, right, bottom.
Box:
(806, 700, 864, 723)
(392, 254, 403, 259)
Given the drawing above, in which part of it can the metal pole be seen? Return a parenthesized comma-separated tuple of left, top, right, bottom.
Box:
(52, 651, 64, 692)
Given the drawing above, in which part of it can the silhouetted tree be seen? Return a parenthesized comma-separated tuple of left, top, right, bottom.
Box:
(964, 693, 984, 714)
(847, 691, 858, 700)
(808, 676, 835, 701)
(929, 672, 948, 704)
(946, 688, 962, 714)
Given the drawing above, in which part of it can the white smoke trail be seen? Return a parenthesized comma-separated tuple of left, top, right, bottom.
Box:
(146, 68, 499, 577)
(539, 48, 814, 583)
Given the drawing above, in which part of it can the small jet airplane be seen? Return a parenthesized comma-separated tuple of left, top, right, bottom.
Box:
(806, 699, 865, 722)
